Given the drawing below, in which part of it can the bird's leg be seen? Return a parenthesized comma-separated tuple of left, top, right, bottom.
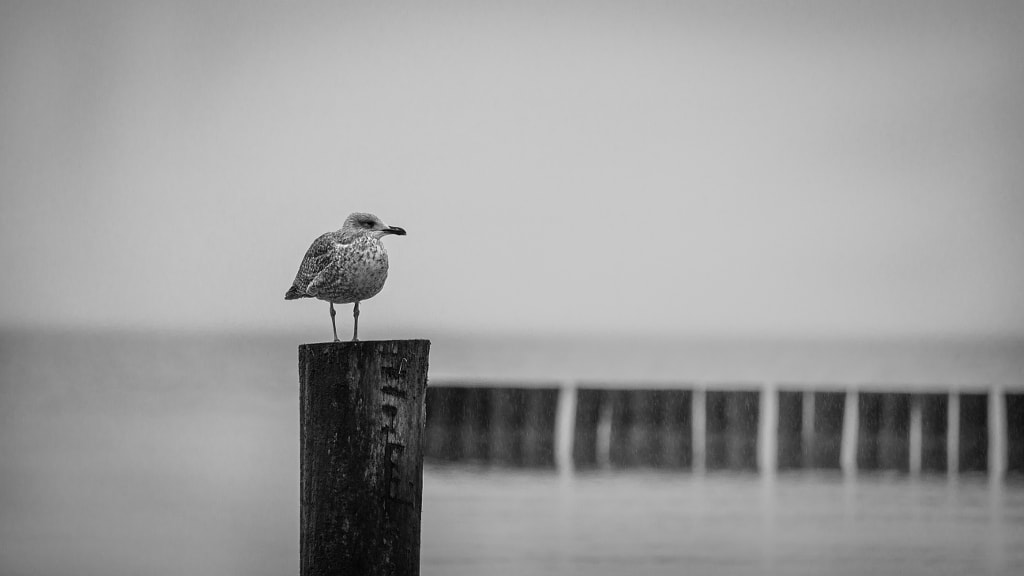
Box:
(329, 302, 340, 343)
(352, 301, 360, 342)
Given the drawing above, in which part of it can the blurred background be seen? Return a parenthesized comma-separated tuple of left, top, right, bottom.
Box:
(1, 1, 1023, 575)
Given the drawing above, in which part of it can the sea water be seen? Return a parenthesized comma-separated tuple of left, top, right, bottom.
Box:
(0, 330, 1021, 575)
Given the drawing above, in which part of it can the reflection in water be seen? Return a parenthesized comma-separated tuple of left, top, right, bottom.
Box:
(989, 478, 1007, 574)
(422, 466, 1024, 576)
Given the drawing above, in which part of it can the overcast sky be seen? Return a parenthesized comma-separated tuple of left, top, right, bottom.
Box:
(1, 0, 1022, 338)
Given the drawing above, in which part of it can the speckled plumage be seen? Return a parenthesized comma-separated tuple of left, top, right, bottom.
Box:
(286, 212, 406, 341)
(288, 231, 391, 304)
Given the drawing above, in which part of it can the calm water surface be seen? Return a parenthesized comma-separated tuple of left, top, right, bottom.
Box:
(1, 330, 1022, 575)
(423, 467, 1023, 576)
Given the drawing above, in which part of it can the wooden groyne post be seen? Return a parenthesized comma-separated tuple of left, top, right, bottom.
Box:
(299, 340, 431, 576)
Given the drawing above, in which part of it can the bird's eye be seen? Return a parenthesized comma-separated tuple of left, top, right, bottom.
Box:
(360, 220, 375, 228)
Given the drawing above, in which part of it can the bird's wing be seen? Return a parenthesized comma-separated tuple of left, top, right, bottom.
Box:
(305, 261, 339, 298)
(291, 232, 342, 294)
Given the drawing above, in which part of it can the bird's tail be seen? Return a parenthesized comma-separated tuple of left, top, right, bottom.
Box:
(284, 285, 307, 300)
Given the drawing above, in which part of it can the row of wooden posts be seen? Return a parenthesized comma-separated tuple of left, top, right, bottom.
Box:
(297, 341, 1021, 576)
(425, 382, 1024, 477)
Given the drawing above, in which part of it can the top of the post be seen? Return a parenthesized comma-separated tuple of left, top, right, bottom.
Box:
(299, 339, 431, 353)
(299, 339, 430, 347)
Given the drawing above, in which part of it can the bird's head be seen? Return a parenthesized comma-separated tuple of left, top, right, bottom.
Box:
(341, 212, 407, 239)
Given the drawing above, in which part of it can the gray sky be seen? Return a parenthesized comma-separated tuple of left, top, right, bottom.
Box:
(1, 0, 1022, 338)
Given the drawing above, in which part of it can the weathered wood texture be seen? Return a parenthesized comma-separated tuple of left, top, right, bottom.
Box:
(299, 340, 431, 576)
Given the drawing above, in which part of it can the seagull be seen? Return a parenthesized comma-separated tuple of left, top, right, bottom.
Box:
(285, 212, 406, 342)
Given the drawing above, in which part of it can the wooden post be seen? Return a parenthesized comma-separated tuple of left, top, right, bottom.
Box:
(522, 389, 557, 467)
(660, 391, 687, 468)
(801, 391, 815, 468)
(758, 383, 778, 475)
(596, 391, 613, 469)
(909, 394, 923, 475)
(947, 391, 960, 476)
(299, 340, 431, 576)
(840, 388, 858, 476)
(555, 382, 577, 477)
(725, 391, 758, 470)
(776, 391, 804, 470)
(488, 388, 520, 466)
(878, 393, 909, 471)
(692, 387, 706, 473)
(571, 389, 600, 468)
(627, 391, 657, 466)
(989, 386, 1006, 480)
(459, 387, 487, 462)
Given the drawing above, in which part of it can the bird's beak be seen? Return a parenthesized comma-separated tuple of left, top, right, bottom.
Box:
(383, 226, 406, 236)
